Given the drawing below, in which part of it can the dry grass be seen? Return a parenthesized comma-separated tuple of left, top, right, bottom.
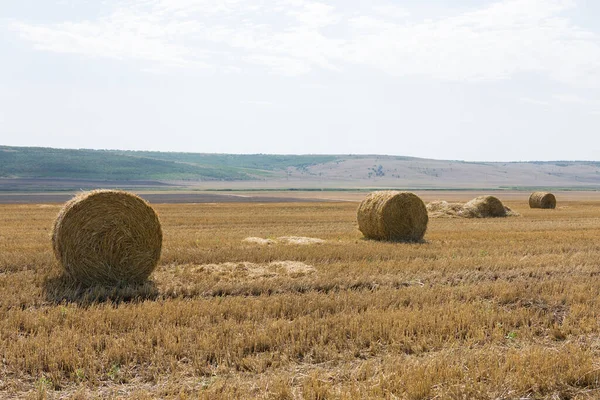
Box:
(2, 198, 600, 398)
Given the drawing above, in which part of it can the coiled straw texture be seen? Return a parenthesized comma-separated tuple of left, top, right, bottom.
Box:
(357, 191, 428, 242)
(529, 192, 556, 209)
(52, 190, 162, 286)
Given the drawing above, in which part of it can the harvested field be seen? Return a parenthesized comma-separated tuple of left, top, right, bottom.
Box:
(2, 199, 600, 398)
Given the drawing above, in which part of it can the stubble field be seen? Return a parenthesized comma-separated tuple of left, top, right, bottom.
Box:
(2, 195, 600, 399)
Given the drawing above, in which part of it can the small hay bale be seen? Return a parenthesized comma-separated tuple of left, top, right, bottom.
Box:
(357, 191, 428, 242)
(529, 192, 556, 209)
(461, 195, 507, 218)
(52, 190, 163, 286)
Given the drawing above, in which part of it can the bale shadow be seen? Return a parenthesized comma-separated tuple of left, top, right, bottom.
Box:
(43, 274, 159, 306)
(359, 237, 429, 244)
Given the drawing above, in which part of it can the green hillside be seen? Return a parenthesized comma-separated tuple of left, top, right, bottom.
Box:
(0, 146, 340, 181)
(2, 145, 598, 190)
(110, 151, 339, 171)
(0, 146, 255, 181)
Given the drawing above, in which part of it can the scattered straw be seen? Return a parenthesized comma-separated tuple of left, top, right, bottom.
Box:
(427, 196, 519, 218)
(357, 191, 428, 242)
(242, 236, 325, 245)
(461, 196, 507, 218)
(278, 236, 325, 245)
(426, 201, 464, 218)
(529, 192, 556, 209)
(243, 237, 277, 245)
(190, 261, 316, 279)
(271, 260, 316, 275)
(52, 190, 163, 286)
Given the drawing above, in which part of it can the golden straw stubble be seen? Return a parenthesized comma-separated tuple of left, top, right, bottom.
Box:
(52, 190, 163, 286)
(529, 192, 556, 209)
(357, 191, 428, 242)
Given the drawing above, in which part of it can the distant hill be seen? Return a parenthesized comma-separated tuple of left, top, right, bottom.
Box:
(1, 145, 599, 191)
(0, 146, 261, 181)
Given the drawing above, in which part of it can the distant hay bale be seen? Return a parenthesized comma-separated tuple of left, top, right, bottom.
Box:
(461, 196, 507, 218)
(357, 191, 428, 242)
(529, 192, 556, 209)
(52, 190, 163, 286)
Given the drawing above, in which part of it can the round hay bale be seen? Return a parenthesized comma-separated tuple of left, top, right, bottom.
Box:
(461, 195, 507, 218)
(529, 192, 556, 209)
(52, 190, 163, 286)
(357, 191, 428, 242)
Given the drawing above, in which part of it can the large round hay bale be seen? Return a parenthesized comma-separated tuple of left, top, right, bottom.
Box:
(357, 191, 428, 242)
(529, 192, 556, 209)
(461, 195, 507, 218)
(52, 190, 162, 286)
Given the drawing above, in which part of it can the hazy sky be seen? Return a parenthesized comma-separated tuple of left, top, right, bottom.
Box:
(1, 0, 599, 161)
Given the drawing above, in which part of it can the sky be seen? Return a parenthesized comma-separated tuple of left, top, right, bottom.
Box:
(1, 0, 599, 161)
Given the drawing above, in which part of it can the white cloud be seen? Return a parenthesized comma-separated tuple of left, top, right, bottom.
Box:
(240, 100, 275, 106)
(552, 93, 589, 104)
(519, 92, 599, 113)
(7, 0, 600, 86)
(286, 1, 340, 28)
(245, 54, 312, 76)
(343, 0, 600, 85)
(10, 11, 210, 68)
(551, 93, 600, 116)
(519, 97, 550, 106)
(371, 4, 410, 20)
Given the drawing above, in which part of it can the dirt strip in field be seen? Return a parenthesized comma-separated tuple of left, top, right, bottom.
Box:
(0, 190, 599, 204)
(0, 192, 336, 204)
